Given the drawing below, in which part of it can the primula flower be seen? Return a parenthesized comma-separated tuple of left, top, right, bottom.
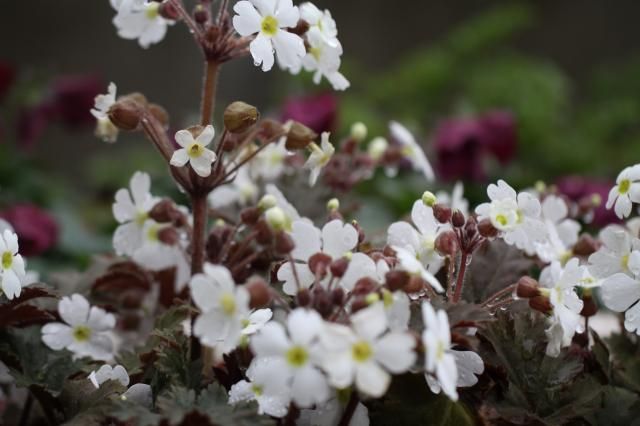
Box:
(392, 246, 444, 293)
(425, 350, 484, 398)
(304, 132, 335, 186)
(320, 303, 416, 398)
(588, 225, 640, 279)
(600, 252, 640, 334)
(0, 230, 26, 300)
(0, 204, 58, 257)
(111, 0, 173, 49)
(534, 195, 581, 263)
(475, 180, 546, 256)
(389, 121, 435, 182)
(42, 294, 116, 361)
(90, 82, 118, 143)
(251, 136, 291, 181)
(88, 364, 129, 389)
(249, 309, 330, 408)
(190, 264, 250, 354)
(208, 166, 258, 209)
(299, 33, 349, 90)
(300, 2, 339, 47)
(606, 165, 640, 219)
(233, 0, 306, 72)
(421, 302, 458, 401)
(170, 125, 217, 178)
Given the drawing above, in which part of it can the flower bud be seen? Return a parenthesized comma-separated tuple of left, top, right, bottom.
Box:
(108, 100, 141, 131)
(240, 206, 261, 225)
(327, 198, 340, 212)
(297, 288, 311, 307)
(529, 295, 552, 313)
(385, 270, 410, 291)
(224, 101, 259, 134)
(421, 191, 437, 207)
(451, 210, 465, 228)
(258, 194, 277, 211)
(121, 313, 141, 331)
(148, 103, 169, 127)
(581, 293, 598, 317)
(247, 277, 271, 309)
(465, 217, 477, 239)
(285, 121, 318, 150)
(477, 219, 498, 238)
(122, 292, 143, 309)
(350, 122, 368, 142)
(404, 276, 424, 294)
(331, 287, 345, 305)
(265, 207, 287, 232)
(353, 277, 377, 295)
(288, 19, 310, 36)
(274, 231, 295, 255)
(158, 227, 179, 245)
(313, 287, 333, 318)
(159, 1, 180, 20)
(433, 204, 452, 224)
(193, 4, 209, 24)
(254, 219, 273, 245)
(435, 230, 458, 256)
(330, 257, 349, 278)
(367, 137, 388, 161)
(350, 297, 368, 313)
(517, 276, 540, 298)
(573, 234, 598, 257)
(308, 253, 332, 277)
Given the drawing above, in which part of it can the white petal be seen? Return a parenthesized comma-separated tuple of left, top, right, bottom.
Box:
(436, 354, 458, 401)
(287, 308, 322, 345)
(272, 30, 305, 70)
(41, 323, 74, 350)
(250, 322, 290, 357)
(59, 294, 90, 327)
(233, 1, 262, 36)
(250, 33, 275, 72)
(351, 303, 387, 341)
(174, 130, 194, 148)
(355, 362, 390, 398)
(601, 273, 640, 312)
(190, 149, 216, 177)
(321, 220, 358, 259)
(122, 383, 152, 407)
(170, 149, 189, 167)
(290, 220, 322, 261)
(452, 350, 484, 387)
(374, 332, 416, 373)
(196, 125, 216, 146)
(291, 365, 329, 408)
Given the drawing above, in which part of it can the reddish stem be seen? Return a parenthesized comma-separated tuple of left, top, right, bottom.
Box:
(191, 194, 208, 275)
(452, 251, 469, 303)
(201, 60, 220, 125)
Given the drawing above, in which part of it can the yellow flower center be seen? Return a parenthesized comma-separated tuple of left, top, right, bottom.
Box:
(146, 224, 159, 242)
(145, 3, 160, 19)
(435, 341, 445, 361)
(261, 15, 279, 36)
(619, 179, 631, 194)
(286, 345, 309, 367)
(351, 341, 373, 363)
(252, 384, 263, 396)
(495, 214, 508, 227)
(73, 325, 92, 342)
(310, 47, 322, 61)
(188, 142, 205, 159)
(622, 254, 630, 270)
(382, 289, 393, 308)
(135, 211, 148, 226)
(1, 251, 12, 270)
(220, 293, 236, 315)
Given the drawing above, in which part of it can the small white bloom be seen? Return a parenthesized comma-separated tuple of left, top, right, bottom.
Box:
(190, 264, 250, 354)
(111, 0, 172, 49)
(0, 230, 25, 300)
(233, 0, 306, 72)
(88, 364, 129, 389)
(300, 2, 339, 47)
(251, 136, 290, 181)
(42, 294, 115, 361)
(300, 37, 349, 90)
(208, 166, 258, 209)
(392, 245, 444, 293)
(90, 82, 119, 143)
(421, 302, 458, 401)
(389, 121, 435, 182)
(475, 180, 547, 256)
(606, 165, 640, 219)
(170, 125, 217, 178)
(241, 308, 272, 336)
(320, 303, 416, 398)
(304, 132, 335, 186)
(425, 350, 484, 396)
(535, 195, 581, 263)
(588, 225, 640, 279)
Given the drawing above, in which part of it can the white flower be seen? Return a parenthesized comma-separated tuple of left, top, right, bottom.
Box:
(277, 219, 358, 295)
(388, 199, 448, 274)
(475, 180, 547, 256)
(300, 2, 339, 47)
(425, 350, 484, 396)
(606, 165, 640, 219)
(535, 195, 581, 263)
(392, 245, 444, 293)
(265, 184, 306, 227)
(170, 125, 217, 178)
(42, 294, 115, 361)
(389, 121, 435, 182)
(339, 255, 387, 293)
(251, 136, 290, 181)
(241, 308, 272, 336)
(539, 259, 584, 357)
(208, 166, 258, 209)
(229, 357, 291, 418)
(90, 82, 118, 143)
(111, 0, 172, 49)
(320, 303, 416, 398)
(421, 302, 458, 401)
(190, 264, 250, 354)
(88, 364, 129, 389)
(304, 132, 335, 186)
(121, 383, 153, 407)
(588, 225, 640, 279)
(0, 230, 25, 300)
(112, 171, 158, 256)
(250, 308, 330, 408)
(381, 288, 410, 331)
(436, 182, 469, 218)
(298, 395, 370, 426)
(600, 251, 640, 334)
(233, 0, 306, 72)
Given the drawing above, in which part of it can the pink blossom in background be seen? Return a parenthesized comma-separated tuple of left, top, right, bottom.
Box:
(281, 92, 338, 134)
(0, 204, 59, 257)
(556, 176, 620, 226)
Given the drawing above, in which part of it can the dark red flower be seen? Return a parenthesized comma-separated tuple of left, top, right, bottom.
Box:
(17, 103, 55, 150)
(0, 62, 16, 103)
(556, 176, 619, 226)
(49, 75, 103, 128)
(0, 204, 59, 256)
(281, 93, 337, 134)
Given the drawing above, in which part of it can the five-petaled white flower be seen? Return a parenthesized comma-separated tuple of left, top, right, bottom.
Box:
(389, 121, 435, 182)
(320, 303, 416, 398)
(304, 132, 335, 186)
(588, 225, 640, 279)
(233, 0, 306, 72)
(606, 164, 640, 219)
(88, 364, 129, 389)
(42, 294, 116, 361)
(421, 302, 458, 401)
(475, 180, 546, 256)
(250, 308, 330, 408)
(110, 0, 173, 49)
(392, 245, 444, 293)
(600, 251, 640, 335)
(90, 82, 119, 143)
(0, 230, 25, 300)
(190, 264, 250, 354)
(170, 125, 218, 177)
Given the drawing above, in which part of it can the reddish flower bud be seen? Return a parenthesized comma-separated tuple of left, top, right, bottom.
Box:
(385, 270, 410, 291)
(255, 219, 274, 245)
(435, 230, 458, 256)
(350, 297, 368, 314)
(308, 252, 332, 277)
(148, 103, 169, 127)
(285, 121, 318, 150)
(108, 100, 141, 131)
(404, 276, 424, 294)
(159, 1, 180, 20)
(573, 234, 599, 257)
(289, 19, 310, 36)
(465, 216, 477, 239)
(247, 277, 271, 309)
(353, 277, 377, 295)
(193, 4, 209, 24)
(149, 199, 181, 224)
(158, 227, 179, 245)
(529, 295, 552, 313)
(274, 231, 295, 255)
(330, 257, 349, 278)
(297, 288, 311, 307)
(121, 313, 141, 331)
(477, 219, 498, 238)
(451, 210, 465, 228)
(313, 287, 333, 317)
(331, 287, 345, 305)
(433, 204, 452, 224)
(121, 292, 143, 309)
(517, 276, 540, 298)
(240, 206, 261, 225)
(581, 294, 598, 317)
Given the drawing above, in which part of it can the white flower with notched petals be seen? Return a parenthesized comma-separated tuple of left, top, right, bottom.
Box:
(299, 394, 370, 426)
(539, 259, 584, 357)
(421, 302, 458, 401)
(392, 246, 444, 293)
(278, 219, 358, 295)
(600, 251, 640, 334)
(88, 364, 129, 389)
(111, 0, 172, 48)
(229, 357, 291, 418)
(426, 350, 484, 397)
(475, 180, 547, 256)
(606, 165, 640, 219)
(389, 121, 435, 182)
(208, 166, 259, 209)
(535, 195, 581, 263)
(304, 132, 335, 186)
(320, 303, 416, 398)
(339, 254, 385, 292)
(90, 82, 119, 143)
(388, 199, 448, 274)
(170, 125, 217, 178)
(190, 264, 250, 354)
(249, 309, 330, 408)
(112, 171, 158, 256)
(589, 225, 640, 279)
(0, 230, 25, 300)
(233, 0, 306, 72)
(42, 294, 115, 361)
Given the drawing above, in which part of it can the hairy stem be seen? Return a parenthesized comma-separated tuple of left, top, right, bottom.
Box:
(452, 252, 469, 304)
(201, 60, 220, 126)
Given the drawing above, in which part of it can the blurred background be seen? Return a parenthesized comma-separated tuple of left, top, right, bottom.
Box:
(2, 0, 640, 271)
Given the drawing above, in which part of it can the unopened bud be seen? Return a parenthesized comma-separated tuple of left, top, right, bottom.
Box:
(330, 257, 349, 278)
(258, 194, 277, 211)
(288, 19, 310, 36)
(240, 206, 261, 225)
(265, 207, 286, 231)
(224, 101, 259, 133)
(350, 297, 368, 313)
(367, 137, 388, 161)
(421, 191, 437, 207)
(591, 194, 602, 207)
(404, 276, 424, 294)
(158, 227, 179, 245)
(254, 219, 274, 245)
(451, 210, 465, 228)
(534, 180, 546, 194)
(433, 204, 452, 224)
(122, 292, 143, 309)
(313, 287, 333, 317)
(477, 219, 498, 238)
(247, 277, 271, 309)
(353, 277, 377, 295)
(159, 1, 180, 20)
(331, 287, 345, 305)
(529, 295, 552, 313)
(285, 122, 318, 150)
(308, 253, 332, 277)
(350, 122, 368, 142)
(385, 270, 410, 291)
(108, 100, 141, 130)
(517, 276, 540, 298)
(465, 217, 477, 238)
(193, 4, 209, 24)
(274, 231, 295, 255)
(327, 198, 340, 212)
(297, 288, 311, 307)
(581, 293, 598, 317)
(573, 234, 598, 257)
(435, 230, 458, 256)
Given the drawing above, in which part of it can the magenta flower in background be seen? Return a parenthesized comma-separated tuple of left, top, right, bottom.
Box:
(281, 92, 337, 134)
(0, 204, 59, 257)
(556, 176, 619, 226)
(0, 62, 16, 103)
(434, 110, 517, 182)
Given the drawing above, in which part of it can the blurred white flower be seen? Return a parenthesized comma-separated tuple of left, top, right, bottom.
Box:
(170, 125, 217, 178)
(0, 230, 25, 300)
(425, 350, 484, 396)
(389, 121, 434, 182)
(606, 164, 640, 219)
(90, 82, 119, 143)
(600, 252, 640, 335)
(535, 195, 581, 263)
(588, 225, 640, 279)
(299, 394, 370, 426)
(88, 364, 129, 389)
(421, 302, 458, 401)
(111, 0, 172, 49)
(208, 166, 258, 209)
(304, 132, 335, 186)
